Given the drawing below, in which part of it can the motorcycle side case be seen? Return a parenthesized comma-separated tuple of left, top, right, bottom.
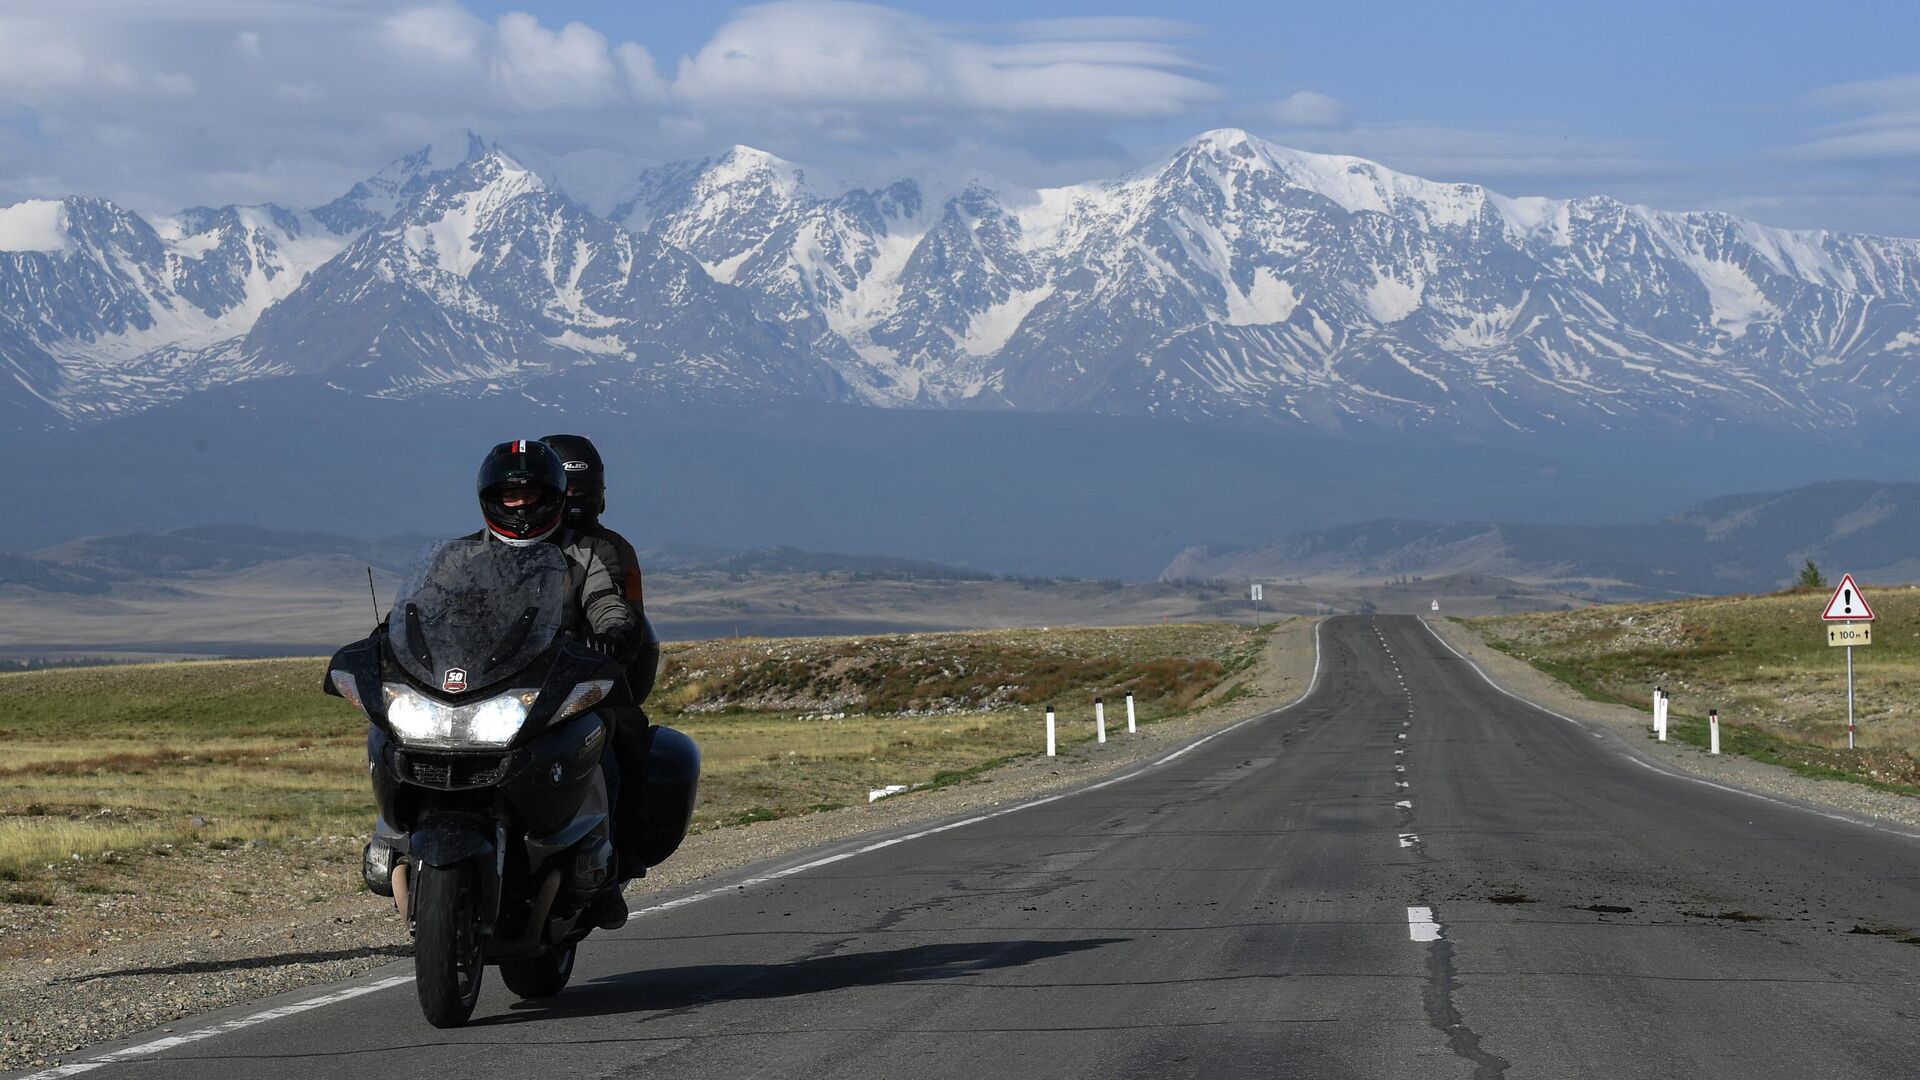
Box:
(636, 724, 700, 867)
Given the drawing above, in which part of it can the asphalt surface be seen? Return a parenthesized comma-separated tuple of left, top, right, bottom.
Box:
(19, 615, 1920, 1079)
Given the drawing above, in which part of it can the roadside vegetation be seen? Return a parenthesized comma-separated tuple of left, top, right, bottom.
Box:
(0, 623, 1265, 916)
(1472, 585, 1920, 792)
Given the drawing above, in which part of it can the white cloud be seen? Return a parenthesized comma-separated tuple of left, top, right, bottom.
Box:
(673, 3, 1213, 120)
(152, 72, 196, 97)
(1789, 75, 1920, 164)
(1246, 91, 1350, 131)
(383, 5, 485, 64)
(1272, 123, 1658, 184)
(0, 1, 1218, 213)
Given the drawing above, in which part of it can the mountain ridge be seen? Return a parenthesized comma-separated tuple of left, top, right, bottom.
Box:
(5, 128, 1920, 433)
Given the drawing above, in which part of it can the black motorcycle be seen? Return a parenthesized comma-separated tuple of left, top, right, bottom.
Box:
(325, 539, 698, 1027)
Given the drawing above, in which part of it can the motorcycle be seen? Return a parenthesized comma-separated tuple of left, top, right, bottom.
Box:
(324, 538, 699, 1027)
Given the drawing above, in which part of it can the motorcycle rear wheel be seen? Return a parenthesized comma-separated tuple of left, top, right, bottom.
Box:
(413, 863, 484, 1027)
(500, 942, 576, 999)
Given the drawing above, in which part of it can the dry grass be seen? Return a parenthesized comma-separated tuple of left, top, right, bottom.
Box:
(0, 624, 1264, 883)
(1474, 584, 1920, 788)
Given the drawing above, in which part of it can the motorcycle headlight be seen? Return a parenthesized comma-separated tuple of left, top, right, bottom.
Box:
(382, 684, 539, 749)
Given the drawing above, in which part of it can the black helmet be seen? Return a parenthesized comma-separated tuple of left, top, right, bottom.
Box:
(540, 433, 605, 529)
(477, 439, 568, 546)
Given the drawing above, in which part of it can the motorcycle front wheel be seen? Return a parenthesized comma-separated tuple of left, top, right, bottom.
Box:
(413, 863, 484, 1027)
(500, 942, 576, 999)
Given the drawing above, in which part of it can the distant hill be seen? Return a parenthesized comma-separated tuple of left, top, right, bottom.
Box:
(0, 527, 992, 595)
(679, 546, 994, 581)
(7, 526, 432, 594)
(1163, 480, 1920, 597)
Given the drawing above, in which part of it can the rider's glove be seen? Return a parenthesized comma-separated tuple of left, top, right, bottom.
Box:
(590, 625, 633, 658)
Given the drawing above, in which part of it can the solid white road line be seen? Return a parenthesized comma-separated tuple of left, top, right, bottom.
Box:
(1416, 617, 1920, 844)
(33, 622, 1335, 1078)
(643, 619, 1330, 918)
(17, 977, 413, 1080)
(1407, 906, 1443, 942)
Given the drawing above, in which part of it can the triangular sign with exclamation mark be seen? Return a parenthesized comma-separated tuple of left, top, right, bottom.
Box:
(1821, 574, 1876, 621)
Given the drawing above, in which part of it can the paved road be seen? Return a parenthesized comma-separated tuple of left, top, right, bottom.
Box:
(20, 616, 1920, 1079)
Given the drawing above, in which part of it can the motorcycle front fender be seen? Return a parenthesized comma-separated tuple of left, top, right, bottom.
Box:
(410, 820, 495, 868)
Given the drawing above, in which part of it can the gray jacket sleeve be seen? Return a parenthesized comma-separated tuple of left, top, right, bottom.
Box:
(567, 535, 639, 642)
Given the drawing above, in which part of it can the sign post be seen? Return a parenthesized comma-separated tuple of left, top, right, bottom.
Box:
(1820, 574, 1876, 750)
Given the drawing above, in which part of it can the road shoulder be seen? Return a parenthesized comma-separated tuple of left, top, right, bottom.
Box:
(1, 618, 1320, 1074)
(1422, 615, 1920, 834)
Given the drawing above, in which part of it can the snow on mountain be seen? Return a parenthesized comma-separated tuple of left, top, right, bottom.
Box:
(242, 145, 842, 405)
(8, 126, 1920, 431)
(0, 195, 355, 419)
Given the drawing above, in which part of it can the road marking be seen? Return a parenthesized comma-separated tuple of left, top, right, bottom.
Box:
(17, 977, 414, 1080)
(1397, 733, 1406, 739)
(1408, 906, 1443, 942)
(1395, 765, 1406, 773)
(1396, 781, 1409, 788)
(39, 624, 1340, 1075)
(1399, 833, 1419, 848)
(1395, 749, 1405, 755)
(1396, 800, 1413, 809)
(39, 623, 1345, 1076)
(1416, 617, 1920, 844)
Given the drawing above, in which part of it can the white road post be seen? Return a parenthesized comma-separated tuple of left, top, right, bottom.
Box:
(1125, 692, 1137, 734)
(1657, 692, 1668, 742)
(1046, 707, 1056, 757)
(1709, 709, 1721, 755)
(1096, 698, 1106, 743)
(1847, 643, 1856, 750)
(1652, 687, 1662, 734)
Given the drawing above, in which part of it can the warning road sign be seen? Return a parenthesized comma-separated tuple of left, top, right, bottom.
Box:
(1821, 574, 1876, 621)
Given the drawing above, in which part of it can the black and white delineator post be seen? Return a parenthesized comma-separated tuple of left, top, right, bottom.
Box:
(1046, 706, 1056, 757)
(1096, 697, 1106, 743)
(1125, 691, 1136, 734)
(1651, 687, 1662, 735)
(1709, 709, 1720, 755)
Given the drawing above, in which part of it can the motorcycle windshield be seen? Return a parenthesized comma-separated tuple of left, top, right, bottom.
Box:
(386, 539, 568, 694)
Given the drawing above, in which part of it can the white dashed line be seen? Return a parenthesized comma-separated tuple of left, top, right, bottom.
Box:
(1408, 906, 1443, 942)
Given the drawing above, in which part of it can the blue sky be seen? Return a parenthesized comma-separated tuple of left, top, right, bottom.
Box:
(4, 1, 1919, 235)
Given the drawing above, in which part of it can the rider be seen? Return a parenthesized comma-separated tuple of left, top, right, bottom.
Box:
(539, 434, 660, 876)
(359, 441, 641, 930)
(474, 439, 639, 662)
(475, 438, 641, 929)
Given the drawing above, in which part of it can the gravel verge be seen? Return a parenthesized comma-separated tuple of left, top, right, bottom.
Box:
(1424, 616, 1920, 833)
(1, 618, 1319, 1073)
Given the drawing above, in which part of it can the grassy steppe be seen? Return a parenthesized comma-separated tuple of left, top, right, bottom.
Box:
(1473, 585, 1920, 791)
(0, 624, 1264, 892)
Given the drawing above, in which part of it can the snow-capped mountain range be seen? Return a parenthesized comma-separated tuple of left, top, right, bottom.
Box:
(6, 128, 1920, 431)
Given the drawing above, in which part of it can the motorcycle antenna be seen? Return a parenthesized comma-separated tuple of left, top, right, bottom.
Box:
(367, 566, 380, 625)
